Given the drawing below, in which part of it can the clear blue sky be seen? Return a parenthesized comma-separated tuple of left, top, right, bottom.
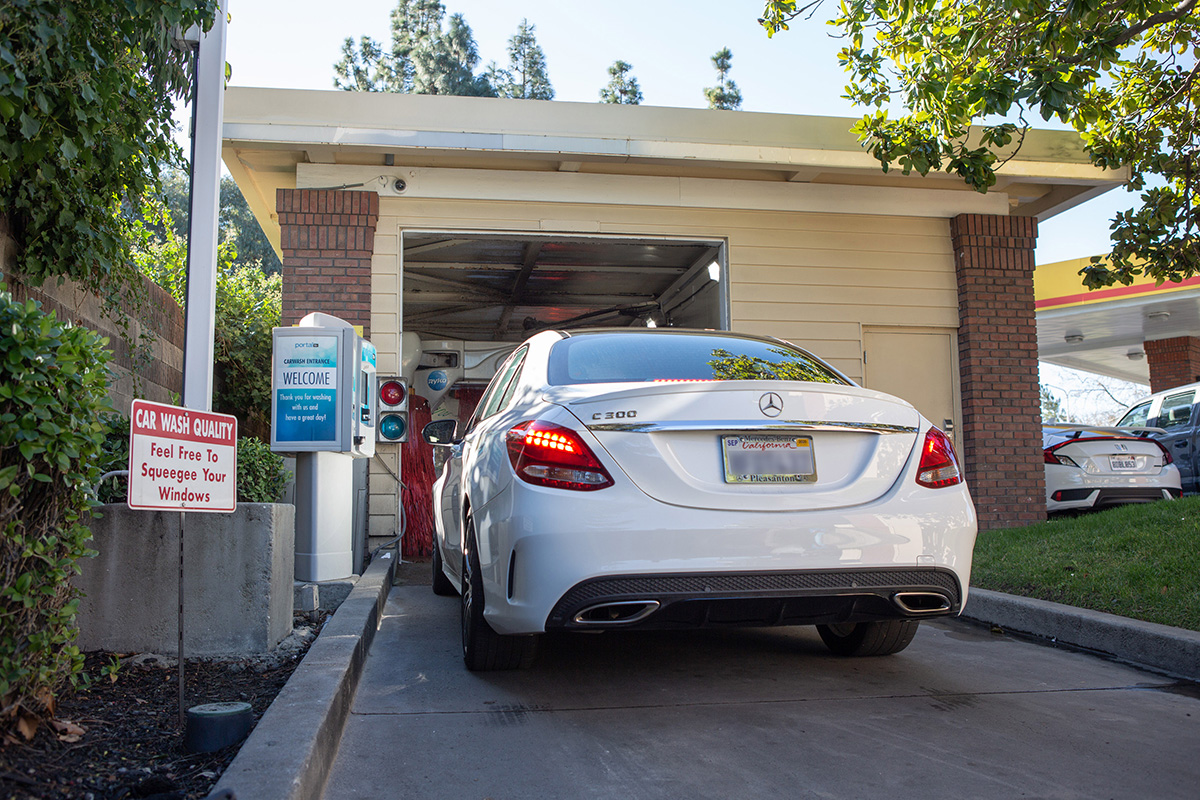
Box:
(221, 0, 1132, 266)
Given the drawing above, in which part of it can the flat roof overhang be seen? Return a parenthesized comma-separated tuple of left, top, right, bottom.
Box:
(221, 88, 1128, 260)
(1037, 257, 1200, 384)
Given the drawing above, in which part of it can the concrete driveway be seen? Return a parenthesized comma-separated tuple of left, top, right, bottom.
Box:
(323, 577, 1200, 799)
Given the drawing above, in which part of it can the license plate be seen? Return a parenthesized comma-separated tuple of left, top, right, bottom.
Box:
(1110, 456, 1138, 471)
(722, 435, 816, 484)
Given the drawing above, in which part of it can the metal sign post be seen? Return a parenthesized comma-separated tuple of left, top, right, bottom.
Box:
(178, 511, 186, 726)
(128, 399, 237, 726)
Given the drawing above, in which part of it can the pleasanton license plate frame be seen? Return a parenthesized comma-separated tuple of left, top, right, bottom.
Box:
(722, 434, 817, 484)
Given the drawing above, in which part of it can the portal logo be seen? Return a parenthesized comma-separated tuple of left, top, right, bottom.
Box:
(427, 370, 449, 391)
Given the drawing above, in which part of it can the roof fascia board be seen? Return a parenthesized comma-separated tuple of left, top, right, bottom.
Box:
(222, 88, 1114, 185)
(296, 163, 1010, 219)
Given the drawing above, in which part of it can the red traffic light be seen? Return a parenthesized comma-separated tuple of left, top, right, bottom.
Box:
(379, 379, 406, 407)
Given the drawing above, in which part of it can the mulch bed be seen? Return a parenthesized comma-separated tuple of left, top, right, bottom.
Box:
(0, 618, 322, 800)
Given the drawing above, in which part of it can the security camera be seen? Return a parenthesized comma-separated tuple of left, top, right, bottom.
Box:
(393, 178, 407, 193)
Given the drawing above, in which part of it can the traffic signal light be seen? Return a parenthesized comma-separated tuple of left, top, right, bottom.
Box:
(376, 377, 408, 443)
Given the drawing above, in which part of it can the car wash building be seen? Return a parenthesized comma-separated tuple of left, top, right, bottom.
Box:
(222, 88, 1125, 549)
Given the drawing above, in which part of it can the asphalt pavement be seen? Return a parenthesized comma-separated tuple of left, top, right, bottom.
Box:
(325, 574, 1199, 799)
(211, 559, 1200, 800)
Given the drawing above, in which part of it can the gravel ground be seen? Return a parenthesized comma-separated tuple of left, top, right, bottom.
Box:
(0, 619, 322, 800)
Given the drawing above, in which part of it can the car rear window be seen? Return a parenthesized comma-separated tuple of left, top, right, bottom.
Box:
(547, 332, 849, 386)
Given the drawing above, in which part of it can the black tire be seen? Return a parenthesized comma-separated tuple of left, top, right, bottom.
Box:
(460, 518, 538, 671)
(430, 537, 456, 596)
(817, 620, 920, 657)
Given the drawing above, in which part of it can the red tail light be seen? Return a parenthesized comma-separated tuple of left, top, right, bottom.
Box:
(1154, 440, 1174, 465)
(506, 420, 614, 491)
(916, 427, 963, 489)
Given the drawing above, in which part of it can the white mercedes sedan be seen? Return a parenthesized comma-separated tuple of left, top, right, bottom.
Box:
(423, 329, 978, 670)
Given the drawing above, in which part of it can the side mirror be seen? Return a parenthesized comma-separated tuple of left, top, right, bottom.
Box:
(422, 419, 459, 446)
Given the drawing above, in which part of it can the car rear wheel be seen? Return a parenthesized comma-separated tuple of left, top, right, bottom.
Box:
(817, 620, 919, 656)
(461, 518, 538, 671)
(430, 538, 456, 596)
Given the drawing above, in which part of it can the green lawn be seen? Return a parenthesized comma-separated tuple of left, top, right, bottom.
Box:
(970, 495, 1200, 632)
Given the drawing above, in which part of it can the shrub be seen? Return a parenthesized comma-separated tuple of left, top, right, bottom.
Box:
(0, 289, 112, 737)
(236, 437, 289, 504)
(131, 200, 281, 442)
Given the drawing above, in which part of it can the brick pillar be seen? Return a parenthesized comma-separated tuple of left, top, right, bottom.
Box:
(1145, 336, 1200, 393)
(276, 189, 378, 335)
(951, 214, 1045, 531)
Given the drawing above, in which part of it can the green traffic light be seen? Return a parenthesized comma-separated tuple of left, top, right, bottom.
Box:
(379, 413, 407, 441)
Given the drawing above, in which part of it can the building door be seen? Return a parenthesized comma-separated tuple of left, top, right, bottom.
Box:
(863, 327, 960, 445)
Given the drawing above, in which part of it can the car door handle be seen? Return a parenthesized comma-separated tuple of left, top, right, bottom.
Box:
(1176, 440, 1189, 448)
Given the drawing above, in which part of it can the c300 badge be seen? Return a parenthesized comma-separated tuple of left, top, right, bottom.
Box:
(592, 410, 638, 420)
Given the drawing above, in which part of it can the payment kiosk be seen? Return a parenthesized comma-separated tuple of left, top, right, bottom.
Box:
(271, 312, 376, 581)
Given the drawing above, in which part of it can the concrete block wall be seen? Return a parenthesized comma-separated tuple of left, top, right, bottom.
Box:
(951, 214, 1045, 531)
(1, 214, 184, 411)
(1146, 336, 1200, 393)
(74, 504, 295, 656)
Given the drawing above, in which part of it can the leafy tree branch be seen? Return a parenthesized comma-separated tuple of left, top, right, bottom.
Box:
(759, 0, 1200, 288)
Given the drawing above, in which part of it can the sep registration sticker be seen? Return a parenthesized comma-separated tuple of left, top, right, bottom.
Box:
(722, 435, 817, 484)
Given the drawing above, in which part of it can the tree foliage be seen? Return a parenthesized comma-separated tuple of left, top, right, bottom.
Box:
(1041, 383, 1065, 422)
(333, 0, 493, 96)
(0, 288, 112, 737)
(131, 200, 281, 442)
(155, 167, 281, 274)
(600, 60, 643, 105)
(0, 0, 218, 296)
(704, 47, 743, 110)
(760, 0, 1200, 288)
(490, 19, 555, 100)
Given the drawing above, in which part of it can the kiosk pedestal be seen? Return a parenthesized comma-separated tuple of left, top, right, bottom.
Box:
(294, 451, 354, 582)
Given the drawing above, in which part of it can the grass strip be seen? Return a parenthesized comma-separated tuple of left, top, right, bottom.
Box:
(971, 495, 1200, 632)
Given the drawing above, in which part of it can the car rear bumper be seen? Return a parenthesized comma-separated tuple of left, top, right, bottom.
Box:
(471, 481, 977, 635)
(1048, 485, 1181, 512)
(544, 566, 962, 631)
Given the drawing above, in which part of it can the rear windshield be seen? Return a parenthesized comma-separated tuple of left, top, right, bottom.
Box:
(547, 332, 849, 386)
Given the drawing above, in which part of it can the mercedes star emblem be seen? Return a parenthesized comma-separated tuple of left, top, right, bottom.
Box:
(759, 392, 783, 417)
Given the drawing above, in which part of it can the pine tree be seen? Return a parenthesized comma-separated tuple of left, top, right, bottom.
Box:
(332, 0, 493, 97)
(703, 47, 742, 111)
(599, 60, 642, 105)
(490, 19, 554, 100)
(333, 37, 391, 92)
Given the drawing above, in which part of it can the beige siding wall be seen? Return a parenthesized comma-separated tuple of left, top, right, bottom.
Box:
(365, 196, 958, 542)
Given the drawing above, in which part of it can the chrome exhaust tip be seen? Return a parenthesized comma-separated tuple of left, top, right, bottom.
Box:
(893, 592, 952, 614)
(574, 600, 661, 625)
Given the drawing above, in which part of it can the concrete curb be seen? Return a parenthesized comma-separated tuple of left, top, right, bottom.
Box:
(209, 551, 397, 800)
(963, 587, 1200, 682)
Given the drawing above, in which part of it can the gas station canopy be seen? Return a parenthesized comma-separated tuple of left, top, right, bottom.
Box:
(1036, 256, 1200, 384)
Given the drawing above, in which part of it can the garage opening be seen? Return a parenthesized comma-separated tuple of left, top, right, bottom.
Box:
(401, 232, 729, 341)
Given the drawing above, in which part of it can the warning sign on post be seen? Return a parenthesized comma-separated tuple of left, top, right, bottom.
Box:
(128, 399, 238, 513)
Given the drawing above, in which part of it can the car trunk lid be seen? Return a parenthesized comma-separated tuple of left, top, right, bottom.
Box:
(546, 381, 923, 511)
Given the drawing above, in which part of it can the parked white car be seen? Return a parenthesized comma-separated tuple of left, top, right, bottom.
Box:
(424, 329, 978, 670)
(1042, 425, 1181, 513)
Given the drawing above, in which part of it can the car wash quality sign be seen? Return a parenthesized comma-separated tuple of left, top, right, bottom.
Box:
(128, 400, 238, 513)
